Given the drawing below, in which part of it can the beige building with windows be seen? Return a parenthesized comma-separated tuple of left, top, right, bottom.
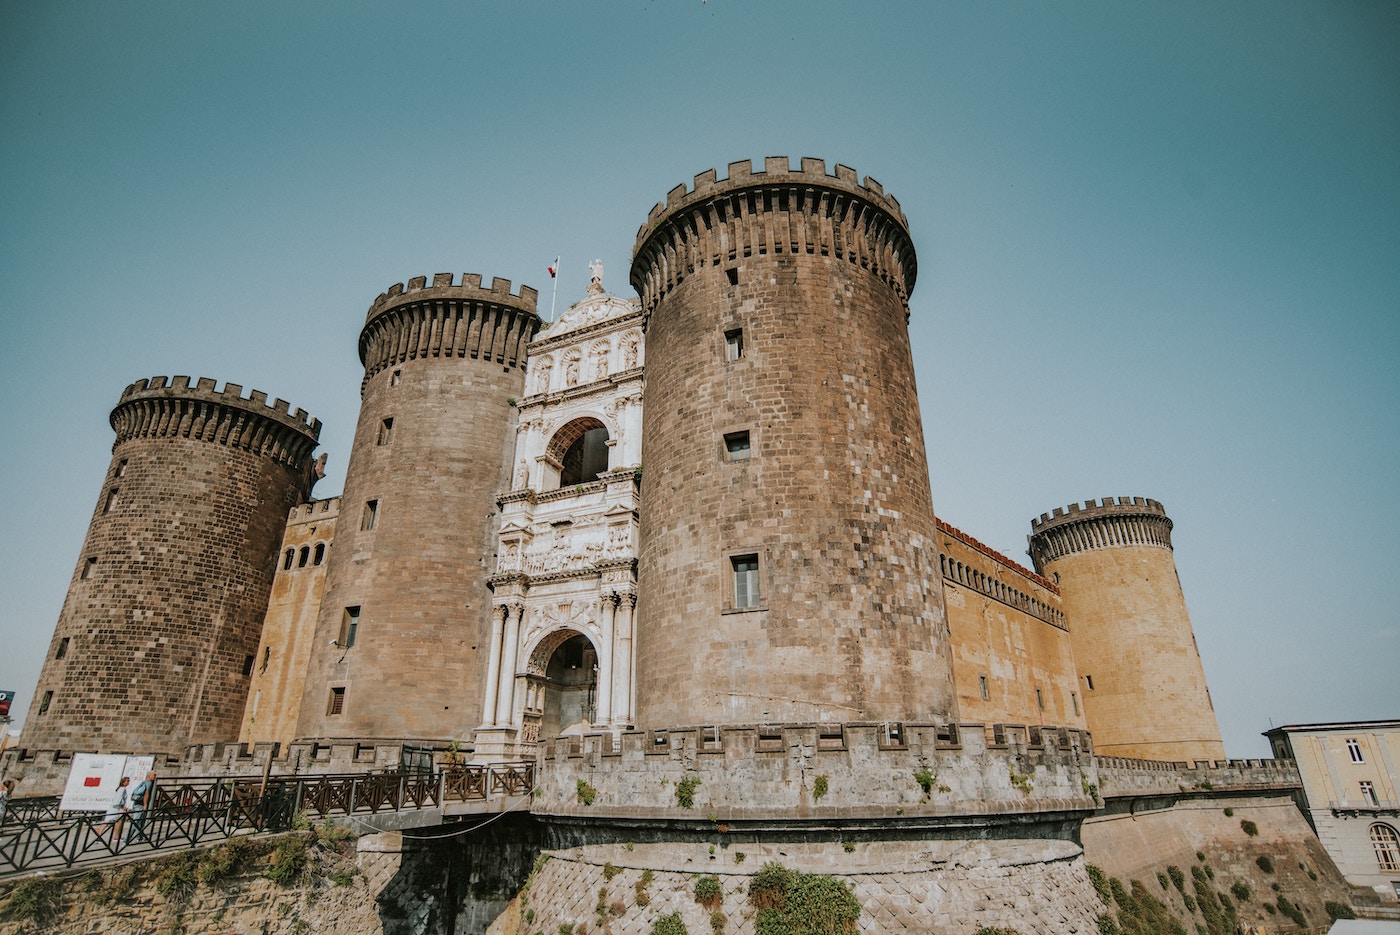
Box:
(1265, 719, 1400, 902)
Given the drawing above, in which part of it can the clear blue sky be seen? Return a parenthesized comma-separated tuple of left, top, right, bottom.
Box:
(1, 2, 1395, 758)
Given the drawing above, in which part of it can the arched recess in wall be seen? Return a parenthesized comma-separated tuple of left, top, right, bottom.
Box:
(547, 417, 610, 488)
(523, 627, 599, 739)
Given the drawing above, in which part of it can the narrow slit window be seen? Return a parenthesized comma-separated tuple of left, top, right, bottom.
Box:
(1071, 692, 1080, 715)
(242, 655, 255, 677)
(725, 327, 744, 359)
(390, 369, 402, 387)
(313, 543, 326, 565)
(298, 546, 310, 568)
(377, 417, 394, 446)
(731, 554, 760, 609)
(81, 557, 97, 580)
(38, 690, 53, 715)
(114, 459, 128, 478)
(55, 637, 70, 660)
(103, 488, 119, 513)
(361, 500, 379, 531)
(1036, 688, 1044, 710)
(978, 675, 989, 700)
(724, 430, 751, 461)
(340, 606, 360, 648)
(327, 687, 346, 716)
(1084, 674, 1095, 691)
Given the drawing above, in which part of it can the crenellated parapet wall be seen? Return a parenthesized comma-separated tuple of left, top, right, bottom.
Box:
(1094, 755, 1302, 800)
(358, 272, 541, 384)
(111, 375, 321, 470)
(1027, 496, 1173, 571)
(533, 722, 1097, 827)
(630, 156, 917, 316)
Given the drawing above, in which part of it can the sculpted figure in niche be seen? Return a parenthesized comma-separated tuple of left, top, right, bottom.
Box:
(564, 352, 581, 387)
(514, 459, 529, 489)
(534, 356, 553, 394)
(621, 332, 639, 369)
(593, 342, 610, 381)
(501, 541, 519, 570)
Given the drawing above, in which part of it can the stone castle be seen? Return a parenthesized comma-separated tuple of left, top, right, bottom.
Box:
(12, 157, 1320, 933)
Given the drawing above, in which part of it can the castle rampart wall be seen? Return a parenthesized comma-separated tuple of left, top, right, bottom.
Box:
(295, 275, 540, 743)
(630, 158, 952, 727)
(16, 376, 320, 763)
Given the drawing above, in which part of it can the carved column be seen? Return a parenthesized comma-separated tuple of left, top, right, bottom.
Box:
(615, 592, 636, 725)
(496, 603, 523, 729)
(481, 604, 507, 727)
(596, 593, 618, 726)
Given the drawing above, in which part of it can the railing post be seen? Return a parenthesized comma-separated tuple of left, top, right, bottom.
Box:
(438, 770, 446, 806)
(349, 778, 357, 816)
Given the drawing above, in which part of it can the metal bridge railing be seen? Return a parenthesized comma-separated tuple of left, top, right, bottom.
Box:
(0, 763, 535, 878)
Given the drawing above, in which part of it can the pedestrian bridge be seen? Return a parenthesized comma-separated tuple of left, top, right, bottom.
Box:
(0, 763, 534, 878)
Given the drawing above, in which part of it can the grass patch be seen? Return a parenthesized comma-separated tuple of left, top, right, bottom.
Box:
(748, 861, 860, 934)
(676, 775, 701, 809)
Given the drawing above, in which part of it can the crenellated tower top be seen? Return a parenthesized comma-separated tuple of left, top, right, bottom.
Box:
(111, 375, 321, 470)
(1027, 497, 1174, 573)
(358, 273, 542, 385)
(630, 156, 917, 316)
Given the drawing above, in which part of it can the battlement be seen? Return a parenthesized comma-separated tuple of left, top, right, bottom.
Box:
(937, 518, 1059, 594)
(636, 156, 909, 245)
(1027, 497, 1174, 570)
(365, 272, 539, 322)
(118, 375, 320, 435)
(288, 496, 341, 523)
(630, 156, 918, 315)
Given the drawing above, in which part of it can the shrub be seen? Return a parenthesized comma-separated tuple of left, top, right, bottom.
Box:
(975, 928, 1023, 935)
(197, 836, 262, 885)
(1255, 855, 1273, 874)
(1009, 769, 1033, 793)
(266, 834, 311, 886)
(1196, 851, 1206, 862)
(635, 869, 654, 907)
(154, 850, 199, 899)
(694, 874, 723, 910)
(1, 877, 62, 925)
(1097, 914, 1118, 935)
(914, 767, 935, 797)
(653, 911, 688, 935)
(733, 851, 746, 864)
(1275, 895, 1306, 926)
(577, 779, 598, 806)
(1223, 807, 1234, 817)
(749, 862, 792, 912)
(841, 841, 856, 853)
(330, 867, 358, 887)
(676, 775, 701, 809)
(1263, 901, 1276, 914)
(1326, 901, 1356, 920)
(751, 865, 861, 935)
(710, 909, 727, 933)
(1168, 865, 1185, 893)
(1157, 871, 1169, 890)
(812, 775, 829, 802)
(1239, 820, 1258, 836)
(602, 862, 620, 881)
(1230, 881, 1249, 901)
(1086, 864, 1112, 904)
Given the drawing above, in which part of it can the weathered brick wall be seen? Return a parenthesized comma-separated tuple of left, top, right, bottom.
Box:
(296, 274, 540, 742)
(19, 376, 319, 758)
(630, 157, 953, 728)
(1030, 498, 1226, 763)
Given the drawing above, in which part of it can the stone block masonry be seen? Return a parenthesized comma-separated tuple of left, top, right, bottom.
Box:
(15, 376, 320, 766)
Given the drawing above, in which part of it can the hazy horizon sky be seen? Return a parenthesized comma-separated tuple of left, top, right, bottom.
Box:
(1, 2, 1396, 758)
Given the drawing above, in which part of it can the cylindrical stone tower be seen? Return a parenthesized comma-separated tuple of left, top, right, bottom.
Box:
(23, 376, 321, 755)
(1028, 497, 1225, 762)
(297, 274, 540, 742)
(629, 157, 954, 727)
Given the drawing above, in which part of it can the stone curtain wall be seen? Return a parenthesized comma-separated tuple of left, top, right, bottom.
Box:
(492, 841, 1103, 935)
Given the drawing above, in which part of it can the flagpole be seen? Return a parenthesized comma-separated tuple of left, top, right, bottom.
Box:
(549, 255, 561, 322)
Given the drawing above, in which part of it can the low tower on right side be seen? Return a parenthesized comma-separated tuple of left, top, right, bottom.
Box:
(1028, 497, 1225, 763)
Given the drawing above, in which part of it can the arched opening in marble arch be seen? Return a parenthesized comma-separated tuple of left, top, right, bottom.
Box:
(525, 629, 599, 739)
(547, 417, 610, 488)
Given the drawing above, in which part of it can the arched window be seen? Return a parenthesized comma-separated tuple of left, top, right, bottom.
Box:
(1373, 823, 1400, 871)
(548, 418, 610, 488)
(298, 546, 311, 568)
(313, 543, 326, 565)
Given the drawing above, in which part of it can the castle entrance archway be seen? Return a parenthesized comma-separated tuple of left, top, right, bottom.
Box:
(526, 629, 598, 739)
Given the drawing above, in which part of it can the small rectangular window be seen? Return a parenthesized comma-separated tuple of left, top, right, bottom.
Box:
(1360, 780, 1377, 806)
(38, 690, 53, 715)
(724, 327, 744, 359)
(731, 554, 760, 609)
(114, 459, 128, 478)
(327, 687, 345, 716)
(725, 268, 739, 287)
(103, 488, 119, 513)
(1347, 738, 1364, 763)
(1071, 692, 1080, 715)
(340, 607, 360, 648)
(724, 430, 751, 461)
(377, 417, 394, 445)
(361, 500, 379, 531)
(55, 637, 70, 660)
(390, 369, 402, 386)
(242, 654, 255, 677)
(1084, 674, 1094, 691)
(1036, 688, 1044, 710)
(978, 675, 989, 700)
(81, 557, 97, 580)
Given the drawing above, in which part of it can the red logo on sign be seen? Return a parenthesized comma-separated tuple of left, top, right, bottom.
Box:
(83, 777, 101, 787)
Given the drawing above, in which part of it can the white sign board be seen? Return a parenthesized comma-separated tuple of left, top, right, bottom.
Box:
(59, 754, 156, 812)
